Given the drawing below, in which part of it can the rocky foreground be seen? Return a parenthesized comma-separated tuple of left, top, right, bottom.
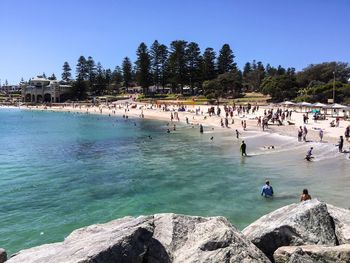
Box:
(1, 199, 350, 263)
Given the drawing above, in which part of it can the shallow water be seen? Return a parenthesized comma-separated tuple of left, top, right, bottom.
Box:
(0, 108, 349, 255)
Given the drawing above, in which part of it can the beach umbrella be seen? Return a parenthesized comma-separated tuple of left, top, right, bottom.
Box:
(298, 102, 313, 107)
(331, 103, 347, 109)
(281, 101, 295, 106)
(312, 102, 326, 108)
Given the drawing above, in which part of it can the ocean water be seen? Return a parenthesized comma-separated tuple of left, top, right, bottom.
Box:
(1, 108, 350, 255)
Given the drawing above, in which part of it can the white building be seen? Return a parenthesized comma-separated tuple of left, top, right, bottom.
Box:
(22, 76, 71, 103)
(0, 84, 20, 94)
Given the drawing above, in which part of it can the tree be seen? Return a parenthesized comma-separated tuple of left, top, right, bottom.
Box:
(296, 62, 350, 88)
(168, 40, 188, 93)
(242, 62, 252, 90)
(76, 56, 88, 81)
(122, 57, 132, 89)
(42, 72, 47, 79)
(203, 71, 242, 100)
(105, 68, 112, 93)
(86, 56, 96, 85)
(135, 42, 151, 94)
(186, 42, 202, 94)
(201, 47, 216, 81)
(158, 44, 169, 91)
(217, 44, 236, 74)
(48, 73, 57, 80)
(112, 66, 123, 83)
(150, 40, 161, 88)
(62, 62, 72, 82)
(93, 62, 106, 95)
(71, 79, 88, 100)
(261, 69, 298, 101)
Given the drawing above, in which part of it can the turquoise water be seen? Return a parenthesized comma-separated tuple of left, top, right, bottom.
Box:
(1, 108, 350, 255)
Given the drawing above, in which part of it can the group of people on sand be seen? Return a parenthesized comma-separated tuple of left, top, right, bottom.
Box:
(261, 180, 311, 202)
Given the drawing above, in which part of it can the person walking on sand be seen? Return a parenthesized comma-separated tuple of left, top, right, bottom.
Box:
(300, 189, 311, 201)
(240, 141, 247, 156)
(235, 129, 240, 139)
(261, 180, 274, 198)
(319, 129, 324, 142)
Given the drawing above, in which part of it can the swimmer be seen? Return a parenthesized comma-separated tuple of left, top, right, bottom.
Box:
(210, 136, 214, 141)
(264, 145, 275, 150)
(305, 147, 314, 161)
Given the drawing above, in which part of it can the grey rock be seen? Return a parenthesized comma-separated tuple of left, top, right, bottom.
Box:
(274, 244, 350, 263)
(7, 213, 270, 263)
(327, 204, 350, 244)
(0, 248, 7, 263)
(7, 215, 155, 263)
(242, 199, 337, 260)
(152, 213, 270, 263)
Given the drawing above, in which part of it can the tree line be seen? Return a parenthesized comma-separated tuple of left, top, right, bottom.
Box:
(58, 40, 350, 103)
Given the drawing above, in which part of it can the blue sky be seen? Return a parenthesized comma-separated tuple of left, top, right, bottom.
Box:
(0, 0, 349, 84)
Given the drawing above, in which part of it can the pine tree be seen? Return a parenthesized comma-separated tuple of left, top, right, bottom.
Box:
(168, 40, 188, 93)
(94, 62, 106, 95)
(48, 73, 57, 80)
(122, 57, 132, 89)
(217, 44, 236, 74)
(76, 56, 88, 81)
(186, 42, 202, 94)
(62, 62, 72, 82)
(150, 40, 161, 88)
(201, 48, 216, 81)
(135, 42, 151, 94)
(86, 56, 96, 84)
(158, 44, 169, 92)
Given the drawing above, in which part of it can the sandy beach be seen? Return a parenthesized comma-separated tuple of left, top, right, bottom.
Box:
(8, 101, 349, 154)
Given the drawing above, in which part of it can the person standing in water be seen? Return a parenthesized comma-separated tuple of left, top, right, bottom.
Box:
(337, 136, 344, 153)
(199, 124, 203, 133)
(300, 189, 311, 201)
(240, 141, 247, 156)
(261, 180, 274, 197)
(319, 129, 323, 142)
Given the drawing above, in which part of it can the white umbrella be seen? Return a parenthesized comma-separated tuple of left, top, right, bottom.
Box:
(281, 101, 295, 106)
(312, 102, 326, 108)
(331, 103, 347, 109)
(298, 102, 313, 107)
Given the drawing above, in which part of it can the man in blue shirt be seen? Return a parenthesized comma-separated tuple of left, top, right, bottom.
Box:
(261, 180, 274, 197)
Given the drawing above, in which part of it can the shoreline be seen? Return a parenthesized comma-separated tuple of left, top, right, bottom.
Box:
(2, 103, 349, 152)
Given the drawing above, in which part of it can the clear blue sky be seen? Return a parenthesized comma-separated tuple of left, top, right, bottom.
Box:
(0, 0, 349, 84)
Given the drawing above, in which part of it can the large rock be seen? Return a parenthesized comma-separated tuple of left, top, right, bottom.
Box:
(273, 244, 350, 263)
(7, 213, 270, 263)
(327, 204, 350, 244)
(242, 199, 337, 260)
(152, 213, 270, 262)
(0, 248, 7, 263)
